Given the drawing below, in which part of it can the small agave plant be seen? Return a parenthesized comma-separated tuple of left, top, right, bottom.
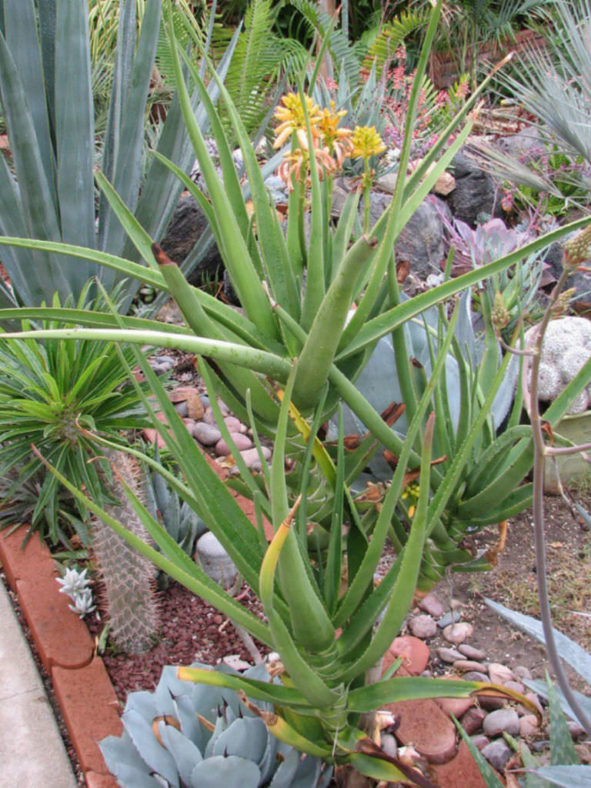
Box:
(100, 663, 333, 788)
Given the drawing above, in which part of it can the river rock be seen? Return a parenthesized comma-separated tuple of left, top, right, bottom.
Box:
(488, 662, 515, 685)
(437, 647, 465, 664)
(240, 446, 272, 468)
(408, 614, 438, 639)
(483, 708, 520, 738)
(460, 707, 487, 735)
(481, 738, 512, 771)
(215, 433, 253, 456)
(453, 660, 486, 673)
(443, 622, 473, 644)
(224, 416, 246, 433)
(513, 665, 532, 681)
(458, 644, 487, 661)
(192, 421, 222, 446)
(438, 610, 462, 628)
(195, 532, 238, 591)
(520, 715, 540, 738)
(418, 593, 446, 618)
(471, 734, 490, 751)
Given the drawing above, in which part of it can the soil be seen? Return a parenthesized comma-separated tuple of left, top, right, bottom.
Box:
(86, 581, 269, 705)
(430, 489, 591, 689)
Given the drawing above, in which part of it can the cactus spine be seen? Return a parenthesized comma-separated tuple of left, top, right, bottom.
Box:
(92, 449, 159, 654)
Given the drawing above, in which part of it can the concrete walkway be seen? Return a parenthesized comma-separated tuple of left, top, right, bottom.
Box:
(0, 580, 77, 788)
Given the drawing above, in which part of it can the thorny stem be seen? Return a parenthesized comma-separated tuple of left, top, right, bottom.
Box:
(528, 265, 591, 735)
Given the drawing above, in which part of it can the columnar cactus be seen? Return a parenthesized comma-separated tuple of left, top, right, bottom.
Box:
(92, 449, 159, 654)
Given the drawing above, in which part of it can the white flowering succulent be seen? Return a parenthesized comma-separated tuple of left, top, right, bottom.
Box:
(56, 567, 96, 617)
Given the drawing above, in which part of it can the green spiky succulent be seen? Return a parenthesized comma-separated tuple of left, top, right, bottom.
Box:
(144, 450, 207, 559)
(0, 282, 150, 546)
(100, 662, 333, 788)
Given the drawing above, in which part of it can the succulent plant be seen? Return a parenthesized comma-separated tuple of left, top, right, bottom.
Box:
(56, 566, 96, 617)
(100, 662, 333, 788)
(93, 449, 160, 654)
(524, 316, 591, 414)
(144, 453, 207, 558)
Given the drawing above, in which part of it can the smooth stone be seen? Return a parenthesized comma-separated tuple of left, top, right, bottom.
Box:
(436, 695, 473, 719)
(151, 354, 175, 367)
(192, 421, 222, 446)
(488, 662, 515, 685)
(438, 610, 462, 628)
(437, 647, 464, 664)
(483, 708, 520, 738)
(215, 432, 253, 456)
(173, 400, 188, 418)
(408, 614, 438, 639)
(520, 692, 544, 717)
(453, 659, 486, 673)
(531, 740, 550, 753)
(386, 636, 430, 676)
(481, 739, 512, 772)
(203, 407, 217, 425)
(458, 644, 487, 661)
(380, 733, 398, 759)
(460, 707, 487, 735)
(567, 720, 585, 739)
(504, 680, 525, 695)
(195, 532, 238, 591)
(470, 734, 490, 751)
(462, 671, 490, 683)
(418, 593, 446, 618)
(224, 416, 246, 433)
(241, 447, 272, 468)
(478, 695, 506, 711)
(513, 665, 532, 681)
(520, 715, 540, 738)
(443, 622, 473, 644)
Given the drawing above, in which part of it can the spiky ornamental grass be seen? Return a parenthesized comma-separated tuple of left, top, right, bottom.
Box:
(0, 283, 151, 546)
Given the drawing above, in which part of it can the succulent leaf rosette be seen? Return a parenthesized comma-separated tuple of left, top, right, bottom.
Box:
(100, 663, 332, 788)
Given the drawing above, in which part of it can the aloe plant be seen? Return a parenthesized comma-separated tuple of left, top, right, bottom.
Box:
(0, 0, 236, 309)
(36, 345, 536, 785)
(0, 0, 588, 585)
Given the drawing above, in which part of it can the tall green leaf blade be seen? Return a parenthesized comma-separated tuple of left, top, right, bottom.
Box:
(3, 0, 55, 192)
(547, 678, 579, 767)
(134, 29, 241, 250)
(101, 0, 162, 257)
(55, 0, 96, 254)
(530, 766, 591, 787)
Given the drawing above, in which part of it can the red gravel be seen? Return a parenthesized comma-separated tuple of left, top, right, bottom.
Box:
(86, 578, 268, 704)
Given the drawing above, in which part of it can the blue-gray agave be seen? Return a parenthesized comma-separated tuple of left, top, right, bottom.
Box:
(100, 663, 333, 788)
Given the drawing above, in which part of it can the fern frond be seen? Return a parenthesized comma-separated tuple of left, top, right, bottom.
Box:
(362, 10, 429, 74)
(288, 0, 361, 89)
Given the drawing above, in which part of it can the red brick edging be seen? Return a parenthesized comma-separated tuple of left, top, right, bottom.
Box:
(0, 528, 121, 787)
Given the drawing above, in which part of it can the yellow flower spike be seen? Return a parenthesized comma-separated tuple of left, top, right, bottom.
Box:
(259, 494, 302, 610)
(273, 92, 322, 149)
(317, 103, 353, 167)
(351, 126, 386, 160)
